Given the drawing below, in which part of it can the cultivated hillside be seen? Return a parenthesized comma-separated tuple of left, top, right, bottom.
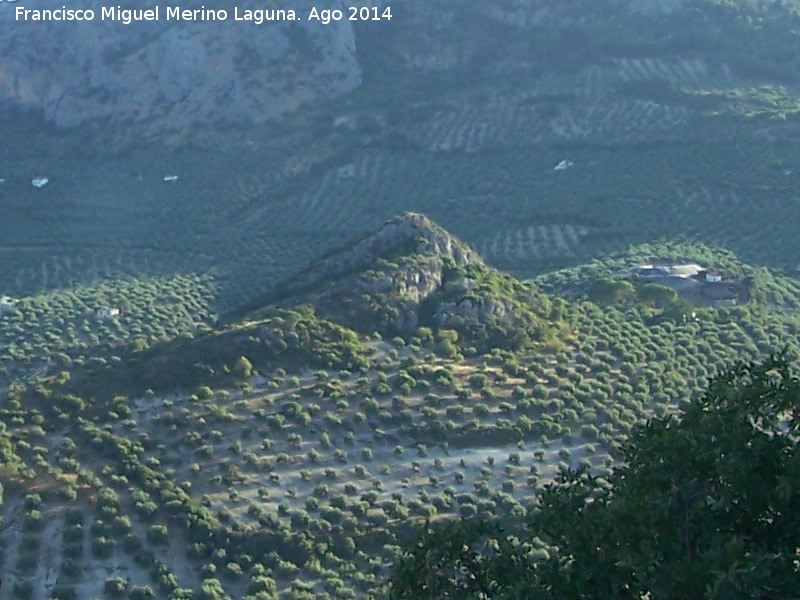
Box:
(3, 1, 800, 598)
(3, 0, 800, 337)
(4, 0, 800, 323)
(2, 216, 800, 599)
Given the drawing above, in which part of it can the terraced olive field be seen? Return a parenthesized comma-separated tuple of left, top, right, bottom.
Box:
(5, 129, 799, 291)
(3, 1, 800, 598)
(4, 231, 800, 600)
(3, 42, 800, 313)
(4, 61, 800, 399)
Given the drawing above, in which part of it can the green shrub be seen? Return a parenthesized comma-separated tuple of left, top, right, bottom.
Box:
(104, 578, 128, 597)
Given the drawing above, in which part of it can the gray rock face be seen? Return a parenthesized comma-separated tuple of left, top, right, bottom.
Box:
(0, 0, 360, 132)
(311, 213, 526, 333)
(0, 0, 701, 133)
(286, 212, 481, 295)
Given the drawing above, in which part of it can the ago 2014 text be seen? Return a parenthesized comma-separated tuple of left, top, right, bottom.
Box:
(308, 6, 392, 24)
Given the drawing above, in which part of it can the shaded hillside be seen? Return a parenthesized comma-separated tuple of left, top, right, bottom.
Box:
(67, 305, 371, 395)
(5, 2, 800, 599)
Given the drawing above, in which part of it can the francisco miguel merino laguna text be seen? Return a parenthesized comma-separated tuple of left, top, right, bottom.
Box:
(15, 5, 393, 24)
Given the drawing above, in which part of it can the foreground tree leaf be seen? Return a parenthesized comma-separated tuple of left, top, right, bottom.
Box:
(391, 355, 800, 600)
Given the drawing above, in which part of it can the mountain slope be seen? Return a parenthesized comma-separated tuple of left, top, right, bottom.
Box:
(67, 214, 563, 395)
(0, 0, 360, 132)
(4, 239, 800, 600)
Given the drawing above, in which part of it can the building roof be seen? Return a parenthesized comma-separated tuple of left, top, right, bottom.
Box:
(636, 264, 705, 278)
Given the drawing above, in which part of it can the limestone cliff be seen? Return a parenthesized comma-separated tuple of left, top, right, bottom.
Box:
(0, 0, 702, 134)
(0, 0, 360, 133)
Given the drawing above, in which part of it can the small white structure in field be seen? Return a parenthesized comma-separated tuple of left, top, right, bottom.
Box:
(94, 307, 121, 320)
(163, 175, 179, 182)
(332, 115, 355, 129)
(705, 273, 722, 283)
(0, 295, 15, 313)
(0, 178, 6, 183)
(31, 177, 49, 188)
(554, 159, 574, 171)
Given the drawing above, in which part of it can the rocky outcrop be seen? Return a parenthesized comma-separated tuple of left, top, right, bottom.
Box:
(0, 0, 360, 133)
(281, 212, 481, 297)
(242, 213, 552, 351)
(433, 295, 509, 327)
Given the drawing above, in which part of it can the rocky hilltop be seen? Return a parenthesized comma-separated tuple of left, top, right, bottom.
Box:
(244, 213, 556, 351)
(275, 212, 482, 296)
(0, 0, 360, 133)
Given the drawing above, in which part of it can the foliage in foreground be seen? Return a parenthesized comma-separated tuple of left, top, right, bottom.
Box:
(390, 355, 800, 600)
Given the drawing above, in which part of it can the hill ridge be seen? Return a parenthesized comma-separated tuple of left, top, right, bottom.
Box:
(239, 212, 556, 353)
(278, 211, 482, 299)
